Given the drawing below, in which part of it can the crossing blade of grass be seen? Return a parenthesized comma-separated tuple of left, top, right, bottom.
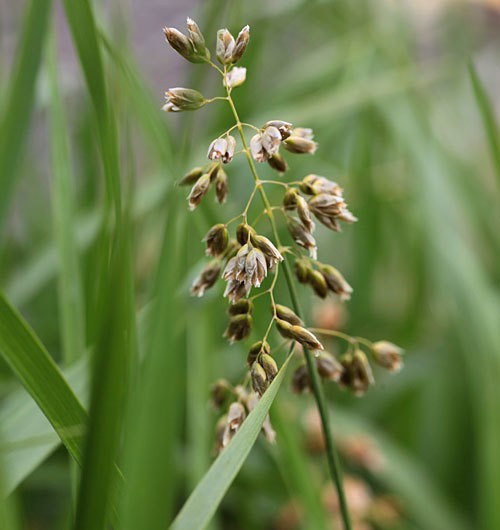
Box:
(118, 196, 186, 530)
(170, 352, 293, 530)
(0, 294, 88, 466)
(47, 30, 86, 365)
(0, 0, 51, 235)
(468, 61, 500, 189)
(0, 357, 89, 496)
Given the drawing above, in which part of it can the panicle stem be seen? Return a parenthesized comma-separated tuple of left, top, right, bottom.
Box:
(222, 67, 353, 530)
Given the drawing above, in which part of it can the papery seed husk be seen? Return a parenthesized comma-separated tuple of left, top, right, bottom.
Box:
(224, 279, 250, 303)
(251, 361, 269, 396)
(204, 223, 229, 257)
(228, 299, 253, 316)
(259, 353, 278, 383)
(188, 173, 211, 210)
(264, 120, 293, 140)
(165, 87, 206, 111)
(275, 304, 303, 326)
(294, 258, 311, 284)
(211, 379, 230, 409)
(179, 166, 203, 186)
(317, 263, 353, 301)
(247, 340, 271, 367)
(251, 235, 283, 266)
(231, 25, 250, 63)
(267, 153, 288, 174)
(286, 217, 317, 258)
(215, 170, 228, 204)
(250, 133, 266, 162)
(292, 127, 314, 140)
(236, 223, 255, 245)
(291, 364, 311, 394)
(225, 67, 247, 89)
(372, 341, 404, 372)
(222, 402, 246, 447)
(224, 313, 253, 343)
(350, 349, 375, 396)
(223, 135, 236, 163)
(315, 352, 344, 382)
(283, 136, 317, 155)
(207, 137, 228, 161)
(297, 195, 315, 232)
(186, 17, 210, 60)
(307, 269, 329, 299)
(275, 318, 294, 340)
(283, 188, 298, 210)
(163, 27, 196, 61)
(261, 126, 281, 157)
(289, 325, 324, 351)
(216, 28, 236, 64)
(190, 261, 221, 297)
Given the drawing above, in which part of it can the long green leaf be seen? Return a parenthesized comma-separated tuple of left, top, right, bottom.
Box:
(0, 0, 52, 234)
(468, 61, 500, 188)
(170, 353, 293, 530)
(0, 294, 88, 466)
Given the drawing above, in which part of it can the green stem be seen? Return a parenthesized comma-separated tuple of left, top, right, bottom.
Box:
(224, 84, 353, 530)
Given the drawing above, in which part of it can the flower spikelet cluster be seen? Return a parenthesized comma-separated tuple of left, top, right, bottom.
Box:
(162, 18, 404, 450)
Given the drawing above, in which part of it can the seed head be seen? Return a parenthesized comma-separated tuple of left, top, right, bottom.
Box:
(296, 194, 315, 232)
(291, 364, 311, 394)
(289, 325, 324, 350)
(264, 120, 293, 140)
(223, 280, 250, 303)
(250, 127, 282, 162)
(163, 26, 195, 61)
(187, 173, 211, 210)
(294, 258, 311, 284)
(315, 352, 344, 382)
(207, 138, 233, 167)
(283, 188, 299, 210)
(341, 350, 375, 396)
(215, 169, 229, 204)
(286, 217, 317, 259)
(210, 379, 230, 409)
(251, 361, 268, 395)
(216, 28, 236, 64)
(251, 234, 283, 269)
(244, 247, 268, 287)
(190, 261, 221, 297)
(236, 223, 256, 245)
(228, 299, 253, 316)
(372, 341, 404, 372)
(231, 25, 250, 63)
(283, 135, 317, 155)
(163, 88, 207, 112)
(267, 153, 288, 174)
(204, 224, 229, 257)
(247, 340, 271, 366)
(222, 402, 246, 447)
(275, 304, 303, 325)
(307, 269, 329, 299)
(317, 263, 353, 301)
(186, 17, 210, 60)
(300, 174, 342, 196)
(259, 353, 278, 383)
(178, 166, 203, 186)
(225, 66, 247, 88)
(224, 313, 253, 343)
(292, 127, 314, 140)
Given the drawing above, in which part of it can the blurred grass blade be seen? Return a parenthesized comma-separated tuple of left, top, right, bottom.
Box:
(118, 196, 186, 530)
(75, 221, 135, 530)
(61, 0, 121, 214)
(170, 353, 293, 530)
(468, 61, 500, 187)
(47, 31, 86, 364)
(0, 293, 87, 466)
(0, 358, 89, 496)
(0, 0, 51, 234)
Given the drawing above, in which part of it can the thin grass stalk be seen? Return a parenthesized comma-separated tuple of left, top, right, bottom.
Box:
(224, 84, 353, 530)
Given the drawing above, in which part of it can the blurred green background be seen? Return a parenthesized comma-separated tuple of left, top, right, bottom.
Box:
(1, 0, 500, 529)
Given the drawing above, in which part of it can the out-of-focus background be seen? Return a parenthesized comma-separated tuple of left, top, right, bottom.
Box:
(1, 0, 500, 529)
